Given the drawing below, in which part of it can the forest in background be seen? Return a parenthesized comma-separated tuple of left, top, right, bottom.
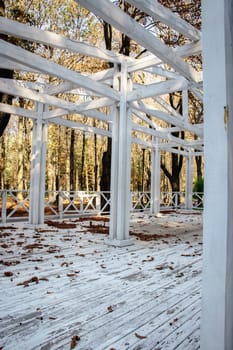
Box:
(0, 0, 203, 195)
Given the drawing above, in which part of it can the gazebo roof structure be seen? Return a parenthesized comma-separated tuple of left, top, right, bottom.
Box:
(0, 4, 203, 155)
(0, 1, 204, 239)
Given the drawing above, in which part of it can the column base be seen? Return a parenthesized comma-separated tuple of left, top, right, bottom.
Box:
(24, 223, 46, 229)
(104, 237, 135, 247)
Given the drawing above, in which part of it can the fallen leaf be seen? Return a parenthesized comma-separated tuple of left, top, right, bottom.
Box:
(1, 244, 9, 249)
(0, 260, 20, 266)
(17, 276, 39, 286)
(169, 317, 179, 325)
(142, 256, 154, 262)
(107, 306, 113, 312)
(24, 243, 44, 250)
(70, 335, 81, 349)
(67, 273, 77, 277)
(4, 271, 13, 277)
(176, 272, 184, 278)
(135, 332, 147, 339)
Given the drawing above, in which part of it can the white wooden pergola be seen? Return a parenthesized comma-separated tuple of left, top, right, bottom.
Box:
(0, 0, 232, 348)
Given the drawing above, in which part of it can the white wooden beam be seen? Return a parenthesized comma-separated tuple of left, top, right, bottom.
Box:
(127, 41, 202, 74)
(145, 66, 181, 80)
(77, 0, 199, 82)
(151, 137, 161, 215)
(0, 102, 38, 119)
(154, 96, 184, 120)
(42, 97, 114, 120)
(173, 40, 202, 57)
(0, 55, 40, 73)
(0, 79, 114, 121)
(43, 108, 110, 123)
(0, 16, 122, 63)
(128, 78, 189, 102)
(126, 0, 201, 41)
(50, 117, 111, 138)
(201, 0, 233, 349)
(132, 121, 202, 151)
(190, 86, 203, 101)
(0, 39, 119, 101)
(131, 101, 203, 136)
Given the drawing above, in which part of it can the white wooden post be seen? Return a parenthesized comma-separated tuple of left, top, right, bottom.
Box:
(185, 150, 193, 210)
(1, 190, 7, 224)
(201, 0, 233, 349)
(151, 138, 160, 215)
(107, 59, 133, 246)
(182, 89, 189, 123)
(29, 103, 48, 225)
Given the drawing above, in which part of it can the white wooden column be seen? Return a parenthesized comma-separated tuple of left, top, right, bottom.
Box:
(150, 138, 160, 215)
(185, 150, 193, 210)
(182, 89, 189, 122)
(107, 59, 133, 246)
(29, 103, 48, 225)
(201, 0, 233, 349)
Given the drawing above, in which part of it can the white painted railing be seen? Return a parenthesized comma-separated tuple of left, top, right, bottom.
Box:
(0, 189, 204, 223)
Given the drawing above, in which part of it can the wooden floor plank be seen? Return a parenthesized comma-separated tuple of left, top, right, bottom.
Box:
(0, 211, 202, 350)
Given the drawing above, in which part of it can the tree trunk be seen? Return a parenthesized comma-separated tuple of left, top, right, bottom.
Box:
(80, 131, 86, 190)
(93, 120, 98, 191)
(160, 92, 184, 200)
(100, 137, 111, 211)
(195, 155, 202, 179)
(17, 116, 24, 199)
(70, 129, 75, 191)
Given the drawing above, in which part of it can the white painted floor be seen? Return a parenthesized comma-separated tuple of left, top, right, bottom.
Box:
(0, 211, 202, 350)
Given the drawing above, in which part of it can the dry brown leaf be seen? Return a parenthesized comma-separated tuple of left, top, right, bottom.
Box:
(39, 277, 49, 281)
(70, 335, 81, 349)
(0, 260, 20, 266)
(176, 272, 184, 278)
(1, 244, 9, 249)
(17, 276, 39, 286)
(4, 271, 13, 277)
(107, 306, 113, 312)
(135, 332, 147, 339)
(67, 273, 77, 277)
(24, 243, 44, 250)
(142, 256, 154, 262)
